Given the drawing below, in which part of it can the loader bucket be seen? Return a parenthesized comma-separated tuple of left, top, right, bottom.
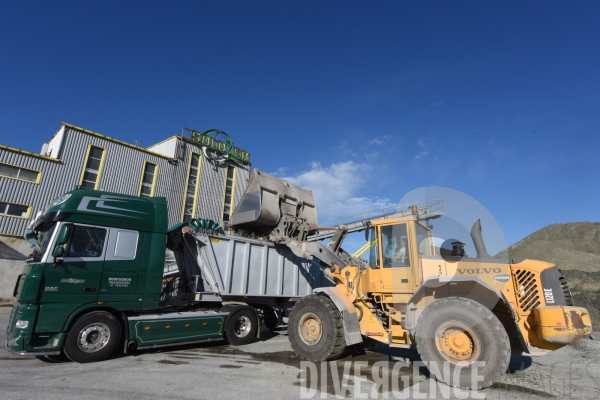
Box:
(230, 169, 318, 233)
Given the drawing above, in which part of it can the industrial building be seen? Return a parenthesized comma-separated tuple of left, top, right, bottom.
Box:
(0, 122, 251, 300)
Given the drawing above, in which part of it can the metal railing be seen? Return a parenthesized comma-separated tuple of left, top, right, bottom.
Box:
(308, 200, 445, 241)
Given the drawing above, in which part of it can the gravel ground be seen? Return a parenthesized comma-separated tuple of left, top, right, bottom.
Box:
(1, 307, 599, 399)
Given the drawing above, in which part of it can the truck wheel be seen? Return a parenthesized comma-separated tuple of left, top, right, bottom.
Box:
(225, 309, 258, 346)
(263, 308, 279, 331)
(415, 297, 510, 389)
(288, 295, 346, 362)
(63, 312, 121, 363)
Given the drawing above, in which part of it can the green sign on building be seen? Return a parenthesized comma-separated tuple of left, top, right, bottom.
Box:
(190, 129, 250, 164)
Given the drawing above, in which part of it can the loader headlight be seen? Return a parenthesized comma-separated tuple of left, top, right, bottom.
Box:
(15, 320, 29, 329)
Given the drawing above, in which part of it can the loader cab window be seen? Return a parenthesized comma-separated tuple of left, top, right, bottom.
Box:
(368, 227, 379, 268)
(381, 223, 410, 268)
(416, 223, 435, 256)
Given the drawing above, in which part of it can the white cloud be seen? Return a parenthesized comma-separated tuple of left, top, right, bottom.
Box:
(415, 151, 429, 159)
(417, 137, 435, 149)
(281, 161, 395, 221)
(364, 151, 379, 159)
(368, 139, 384, 145)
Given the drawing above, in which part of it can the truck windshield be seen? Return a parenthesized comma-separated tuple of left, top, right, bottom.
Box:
(30, 222, 57, 263)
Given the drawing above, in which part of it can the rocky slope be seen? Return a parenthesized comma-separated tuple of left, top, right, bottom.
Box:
(502, 222, 600, 328)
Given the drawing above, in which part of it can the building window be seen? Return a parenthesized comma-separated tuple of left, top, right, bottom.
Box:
(0, 201, 31, 219)
(79, 145, 106, 189)
(182, 153, 201, 222)
(221, 165, 236, 223)
(0, 163, 41, 184)
(138, 162, 158, 197)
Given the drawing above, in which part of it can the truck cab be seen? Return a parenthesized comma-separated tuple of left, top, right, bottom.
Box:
(6, 190, 169, 357)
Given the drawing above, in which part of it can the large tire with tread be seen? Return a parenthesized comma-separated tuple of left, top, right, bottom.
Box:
(63, 311, 121, 363)
(415, 297, 510, 389)
(288, 295, 346, 362)
(225, 308, 258, 346)
(263, 308, 279, 331)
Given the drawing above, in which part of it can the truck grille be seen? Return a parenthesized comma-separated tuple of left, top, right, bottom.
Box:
(514, 269, 541, 312)
(559, 273, 574, 306)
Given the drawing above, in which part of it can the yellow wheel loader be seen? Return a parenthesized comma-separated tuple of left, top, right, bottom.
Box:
(230, 170, 593, 389)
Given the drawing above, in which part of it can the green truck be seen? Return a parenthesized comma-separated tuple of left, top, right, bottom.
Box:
(5, 189, 266, 362)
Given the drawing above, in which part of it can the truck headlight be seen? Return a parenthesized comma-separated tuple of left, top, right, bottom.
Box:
(15, 320, 29, 329)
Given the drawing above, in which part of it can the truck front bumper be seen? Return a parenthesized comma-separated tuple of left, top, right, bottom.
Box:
(5, 340, 61, 356)
(534, 306, 592, 344)
(5, 302, 64, 356)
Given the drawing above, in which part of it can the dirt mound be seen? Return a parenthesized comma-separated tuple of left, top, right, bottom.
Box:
(499, 222, 600, 328)
(501, 222, 600, 272)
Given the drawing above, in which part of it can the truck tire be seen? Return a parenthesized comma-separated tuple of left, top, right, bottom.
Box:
(225, 308, 258, 346)
(263, 308, 279, 331)
(415, 297, 510, 389)
(288, 295, 346, 362)
(63, 311, 121, 363)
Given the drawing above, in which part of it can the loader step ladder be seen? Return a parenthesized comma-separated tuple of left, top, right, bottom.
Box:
(308, 200, 444, 242)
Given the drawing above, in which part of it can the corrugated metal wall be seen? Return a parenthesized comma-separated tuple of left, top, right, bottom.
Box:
(0, 148, 63, 236)
(0, 126, 251, 236)
(177, 139, 250, 225)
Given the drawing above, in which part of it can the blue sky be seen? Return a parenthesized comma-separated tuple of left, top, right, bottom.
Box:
(1, 1, 599, 249)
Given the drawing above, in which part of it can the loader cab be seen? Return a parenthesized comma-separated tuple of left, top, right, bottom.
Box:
(367, 216, 424, 294)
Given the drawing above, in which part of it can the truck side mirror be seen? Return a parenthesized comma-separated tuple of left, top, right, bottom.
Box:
(53, 246, 65, 258)
(56, 224, 72, 245)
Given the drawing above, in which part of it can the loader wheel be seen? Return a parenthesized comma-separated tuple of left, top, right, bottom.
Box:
(415, 297, 510, 390)
(263, 308, 279, 331)
(63, 312, 121, 363)
(225, 309, 258, 346)
(288, 295, 346, 362)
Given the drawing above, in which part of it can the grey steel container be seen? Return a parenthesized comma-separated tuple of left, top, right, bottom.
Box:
(182, 232, 333, 299)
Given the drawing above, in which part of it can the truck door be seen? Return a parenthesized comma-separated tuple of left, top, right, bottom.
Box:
(41, 223, 108, 298)
(98, 228, 141, 301)
(379, 222, 416, 293)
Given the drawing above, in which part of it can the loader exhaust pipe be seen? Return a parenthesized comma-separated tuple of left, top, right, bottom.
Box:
(470, 219, 491, 259)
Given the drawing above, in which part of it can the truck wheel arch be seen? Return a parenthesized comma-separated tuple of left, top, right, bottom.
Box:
(63, 305, 126, 342)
